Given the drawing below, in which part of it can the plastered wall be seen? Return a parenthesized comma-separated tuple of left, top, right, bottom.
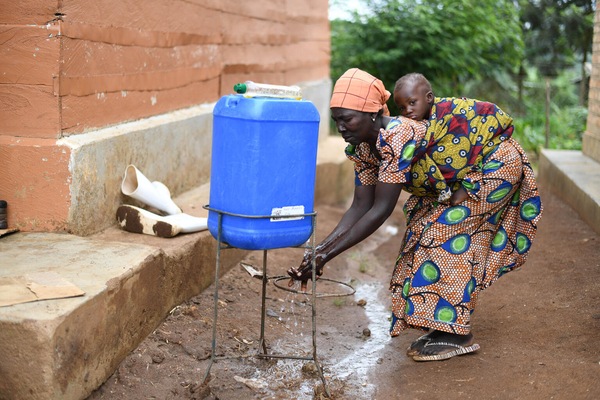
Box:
(0, 0, 331, 233)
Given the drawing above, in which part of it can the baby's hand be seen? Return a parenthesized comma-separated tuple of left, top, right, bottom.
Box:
(450, 187, 469, 206)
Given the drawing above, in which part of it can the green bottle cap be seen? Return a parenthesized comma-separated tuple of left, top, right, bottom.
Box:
(234, 83, 247, 94)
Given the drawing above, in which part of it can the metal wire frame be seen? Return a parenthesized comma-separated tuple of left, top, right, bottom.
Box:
(272, 276, 356, 298)
(200, 205, 331, 397)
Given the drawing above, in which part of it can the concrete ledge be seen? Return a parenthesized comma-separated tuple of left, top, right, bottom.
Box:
(0, 135, 352, 400)
(0, 232, 163, 399)
(0, 183, 246, 400)
(0, 231, 246, 400)
(538, 149, 600, 235)
(59, 103, 216, 237)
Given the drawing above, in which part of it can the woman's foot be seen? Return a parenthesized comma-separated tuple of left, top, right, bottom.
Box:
(412, 331, 479, 361)
(406, 331, 436, 356)
(409, 330, 470, 356)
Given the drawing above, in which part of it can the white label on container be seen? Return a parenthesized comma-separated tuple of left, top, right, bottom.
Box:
(270, 205, 305, 222)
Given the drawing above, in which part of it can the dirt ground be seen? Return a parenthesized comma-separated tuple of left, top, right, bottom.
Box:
(88, 186, 600, 400)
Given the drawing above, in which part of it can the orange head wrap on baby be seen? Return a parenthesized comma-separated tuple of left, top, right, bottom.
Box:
(330, 68, 390, 116)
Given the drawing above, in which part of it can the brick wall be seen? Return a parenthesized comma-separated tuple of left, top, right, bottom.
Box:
(0, 0, 330, 137)
(583, 5, 600, 162)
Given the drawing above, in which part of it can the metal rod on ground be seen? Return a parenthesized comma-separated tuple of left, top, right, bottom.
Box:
(545, 76, 550, 148)
(256, 354, 313, 360)
(202, 212, 223, 385)
(311, 215, 330, 397)
(259, 249, 268, 355)
(311, 214, 317, 364)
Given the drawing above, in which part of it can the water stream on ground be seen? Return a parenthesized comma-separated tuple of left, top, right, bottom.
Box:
(248, 224, 399, 399)
(330, 281, 390, 397)
(249, 280, 390, 399)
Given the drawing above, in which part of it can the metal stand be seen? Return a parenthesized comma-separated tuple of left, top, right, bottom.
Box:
(201, 205, 331, 397)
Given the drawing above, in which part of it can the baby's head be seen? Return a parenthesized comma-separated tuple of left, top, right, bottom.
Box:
(393, 73, 434, 121)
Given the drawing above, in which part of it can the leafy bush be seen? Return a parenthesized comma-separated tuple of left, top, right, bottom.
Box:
(513, 105, 586, 154)
(456, 67, 586, 156)
(511, 68, 586, 155)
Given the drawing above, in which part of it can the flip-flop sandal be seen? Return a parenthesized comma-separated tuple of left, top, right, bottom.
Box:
(412, 342, 480, 362)
(406, 334, 432, 356)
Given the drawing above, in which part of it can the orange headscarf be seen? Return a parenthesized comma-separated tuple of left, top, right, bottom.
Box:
(330, 68, 390, 116)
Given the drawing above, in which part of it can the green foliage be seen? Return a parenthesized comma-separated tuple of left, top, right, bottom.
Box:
(331, 0, 524, 114)
(513, 105, 587, 154)
(511, 68, 587, 155)
(520, 0, 594, 76)
(329, 0, 593, 153)
(520, 0, 594, 106)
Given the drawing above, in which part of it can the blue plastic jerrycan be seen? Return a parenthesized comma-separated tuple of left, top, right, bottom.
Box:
(208, 95, 320, 250)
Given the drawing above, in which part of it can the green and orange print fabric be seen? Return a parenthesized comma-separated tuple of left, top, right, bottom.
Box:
(390, 138, 542, 335)
(345, 117, 428, 186)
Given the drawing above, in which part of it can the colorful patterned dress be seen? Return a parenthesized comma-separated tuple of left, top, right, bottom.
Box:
(345, 97, 543, 336)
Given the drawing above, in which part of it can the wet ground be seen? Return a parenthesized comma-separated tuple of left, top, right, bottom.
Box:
(88, 186, 600, 399)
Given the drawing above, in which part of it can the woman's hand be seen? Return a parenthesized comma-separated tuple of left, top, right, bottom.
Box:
(287, 251, 325, 292)
(450, 187, 469, 206)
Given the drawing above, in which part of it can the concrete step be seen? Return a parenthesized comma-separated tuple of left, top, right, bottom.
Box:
(538, 149, 600, 235)
(0, 136, 352, 400)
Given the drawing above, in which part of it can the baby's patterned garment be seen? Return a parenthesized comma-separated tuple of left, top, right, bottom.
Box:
(404, 97, 514, 201)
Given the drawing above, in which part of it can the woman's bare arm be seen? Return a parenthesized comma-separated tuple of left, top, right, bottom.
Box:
(288, 182, 402, 285)
(310, 184, 376, 254)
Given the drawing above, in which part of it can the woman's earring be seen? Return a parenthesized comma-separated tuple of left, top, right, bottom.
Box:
(371, 116, 376, 122)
